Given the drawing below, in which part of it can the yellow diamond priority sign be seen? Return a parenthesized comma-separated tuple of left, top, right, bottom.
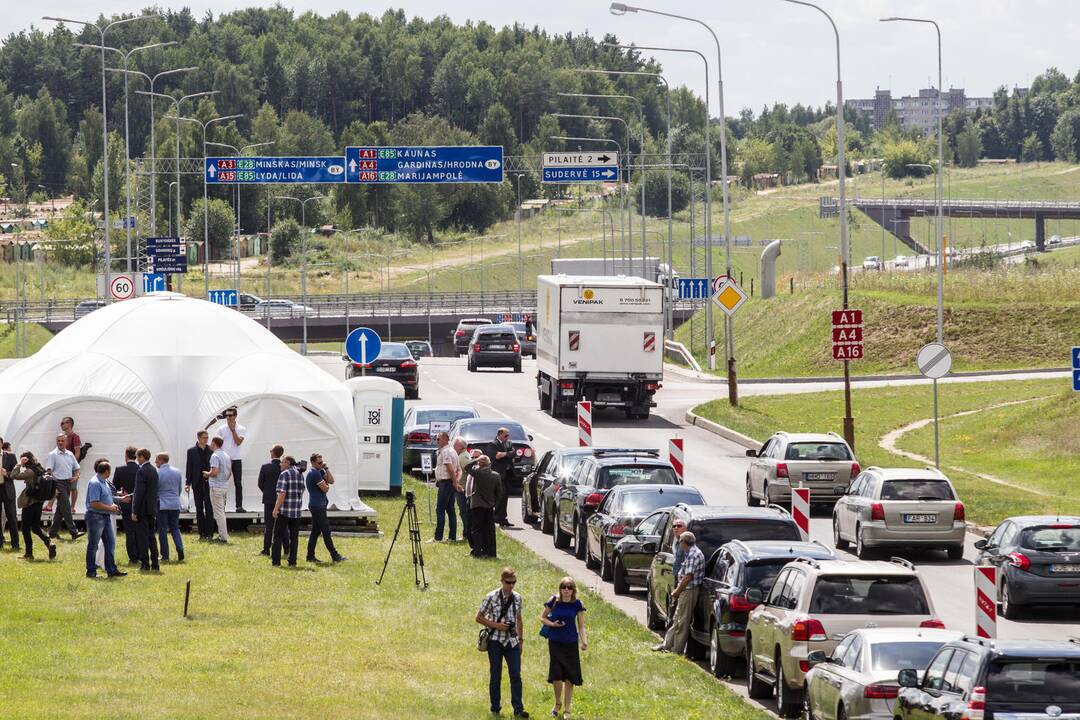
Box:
(712, 277, 748, 316)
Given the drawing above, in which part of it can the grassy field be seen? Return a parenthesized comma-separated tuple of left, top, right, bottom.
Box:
(0, 478, 766, 720)
(0, 322, 53, 359)
(692, 379, 1080, 526)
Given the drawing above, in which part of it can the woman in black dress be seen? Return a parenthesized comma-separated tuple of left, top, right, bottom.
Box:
(540, 577, 588, 719)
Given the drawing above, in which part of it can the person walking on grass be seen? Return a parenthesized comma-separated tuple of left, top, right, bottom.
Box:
(185, 431, 213, 541)
(155, 453, 184, 563)
(46, 433, 83, 541)
(305, 453, 344, 564)
(476, 567, 529, 718)
(433, 432, 458, 542)
(12, 452, 55, 561)
(271, 456, 303, 567)
(205, 436, 231, 543)
(84, 459, 125, 579)
(541, 577, 588, 720)
(653, 531, 704, 655)
(131, 448, 160, 572)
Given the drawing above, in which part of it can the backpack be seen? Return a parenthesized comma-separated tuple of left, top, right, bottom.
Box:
(29, 474, 56, 502)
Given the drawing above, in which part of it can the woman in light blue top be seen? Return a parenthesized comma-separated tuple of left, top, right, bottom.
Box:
(155, 453, 185, 562)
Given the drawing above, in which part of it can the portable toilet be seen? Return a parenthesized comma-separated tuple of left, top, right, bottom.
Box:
(344, 376, 405, 495)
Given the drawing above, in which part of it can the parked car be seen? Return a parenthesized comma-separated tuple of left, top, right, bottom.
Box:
(74, 300, 106, 318)
(447, 418, 535, 491)
(894, 254, 910, 268)
(585, 484, 706, 580)
(507, 321, 537, 358)
(863, 256, 882, 270)
(401, 405, 479, 471)
(895, 636, 1080, 720)
(522, 447, 611, 530)
(745, 557, 943, 718)
(453, 317, 493, 356)
(644, 505, 804, 638)
(696, 540, 838, 678)
(404, 340, 434, 359)
(347, 342, 419, 398)
(832, 466, 966, 560)
(467, 324, 522, 372)
(553, 449, 677, 559)
(804, 627, 962, 720)
(746, 431, 859, 507)
(1049, 234, 1063, 245)
(254, 299, 316, 317)
(974, 515, 1080, 619)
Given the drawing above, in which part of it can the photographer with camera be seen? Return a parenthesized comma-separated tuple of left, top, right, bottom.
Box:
(214, 407, 246, 512)
(475, 567, 529, 718)
(13, 451, 56, 560)
(305, 453, 344, 564)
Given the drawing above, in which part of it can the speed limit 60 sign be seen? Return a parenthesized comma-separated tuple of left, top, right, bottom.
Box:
(110, 274, 136, 301)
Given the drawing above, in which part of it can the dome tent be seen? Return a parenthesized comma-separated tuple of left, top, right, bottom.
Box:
(0, 293, 364, 511)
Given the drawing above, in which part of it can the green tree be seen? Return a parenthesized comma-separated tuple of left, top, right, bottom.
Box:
(43, 200, 96, 266)
(478, 104, 517, 152)
(882, 140, 932, 178)
(738, 137, 777, 184)
(956, 124, 982, 167)
(184, 197, 235, 259)
(1050, 109, 1080, 162)
(1020, 132, 1043, 162)
(633, 168, 691, 217)
(269, 217, 302, 263)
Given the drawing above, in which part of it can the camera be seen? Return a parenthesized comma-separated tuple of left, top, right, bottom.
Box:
(297, 460, 308, 472)
(216, 411, 227, 420)
(405, 490, 416, 507)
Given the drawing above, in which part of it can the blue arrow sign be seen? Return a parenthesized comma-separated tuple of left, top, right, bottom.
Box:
(678, 277, 712, 300)
(1074, 370, 1080, 392)
(208, 289, 238, 306)
(345, 327, 382, 366)
(542, 166, 620, 184)
(143, 273, 166, 293)
(345, 146, 503, 184)
(206, 157, 346, 184)
(1072, 346, 1080, 369)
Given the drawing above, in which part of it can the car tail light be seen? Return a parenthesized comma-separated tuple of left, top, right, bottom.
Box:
(455, 330, 465, 338)
(776, 463, 789, 479)
(920, 619, 946, 629)
(559, 381, 575, 390)
(1008, 551, 1031, 571)
(954, 502, 965, 522)
(513, 343, 520, 352)
(850, 462, 861, 477)
(584, 492, 605, 507)
(961, 686, 986, 720)
(791, 617, 827, 642)
(870, 502, 885, 521)
(728, 594, 758, 612)
(645, 382, 658, 391)
(864, 684, 899, 699)
(1049, 524, 1078, 529)
(799, 660, 811, 673)
(407, 432, 431, 444)
(400, 360, 417, 369)
(609, 523, 627, 537)
(473, 342, 481, 352)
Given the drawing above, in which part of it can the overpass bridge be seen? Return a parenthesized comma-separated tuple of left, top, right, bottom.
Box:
(854, 198, 1080, 253)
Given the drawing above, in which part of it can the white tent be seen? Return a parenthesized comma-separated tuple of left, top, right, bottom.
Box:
(0, 293, 364, 511)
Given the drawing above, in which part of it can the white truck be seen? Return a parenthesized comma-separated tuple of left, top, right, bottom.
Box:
(535, 274, 664, 419)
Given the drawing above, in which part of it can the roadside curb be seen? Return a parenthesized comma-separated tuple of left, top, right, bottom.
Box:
(684, 408, 994, 538)
(664, 363, 1070, 386)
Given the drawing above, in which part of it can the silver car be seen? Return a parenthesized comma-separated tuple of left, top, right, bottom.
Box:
(804, 627, 962, 720)
(746, 432, 860, 507)
(832, 467, 966, 560)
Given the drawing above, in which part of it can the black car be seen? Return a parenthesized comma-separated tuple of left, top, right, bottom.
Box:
(405, 340, 434, 359)
(467, 324, 522, 372)
(642, 505, 803, 634)
(401, 405, 478, 471)
(553, 449, 677, 560)
(974, 515, 1080, 619)
(896, 636, 1080, 720)
(507, 321, 536, 358)
(585, 484, 706, 580)
(74, 300, 106, 318)
(696, 540, 838, 677)
(453, 317, 493, 356)
(523, 447, 649, 531)
(348, 342, 419, 398)
(448, 419, 535, 491)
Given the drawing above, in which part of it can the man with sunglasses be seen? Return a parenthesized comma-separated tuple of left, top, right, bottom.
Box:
(215, 407, 247, 512)
(475, 567, 529, 718)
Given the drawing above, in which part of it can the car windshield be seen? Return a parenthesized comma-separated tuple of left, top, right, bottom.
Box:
(1019, 526, 1080, 551)
(986, 660, 1080, 703)
(597, 466, 677, 489)
(785, 442, 852, 461)
(479, 331, 516, 342)
(809, 576, 930, 615)
(378, 344, 413, 360)
(696, 521, 801, 558)
(617, 489, 703, 515)
(870, 641, 945, 672)
(415, 410, 475, 425)
(880, 480, 956, 501)
(457, 423, 528, 443)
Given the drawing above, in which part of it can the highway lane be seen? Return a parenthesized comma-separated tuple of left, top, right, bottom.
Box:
(407, 356, 1080, 646)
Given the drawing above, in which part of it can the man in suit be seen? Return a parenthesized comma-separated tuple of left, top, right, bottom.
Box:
(487, 428, 516, 528)
(257, 444, 285, 556)
(113, 446, 140, 564)
(131, 448, 160, 572)
(185, 431, 213, 540)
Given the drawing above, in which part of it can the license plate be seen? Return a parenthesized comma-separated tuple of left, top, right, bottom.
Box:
(487, 344, 505, 350)
(376, 367, 396, 373)
(904, 514, 937, 523)
(598, 393, 621, 402)
(1051, 564, 1080, 573)
(804, 472, 835, 481)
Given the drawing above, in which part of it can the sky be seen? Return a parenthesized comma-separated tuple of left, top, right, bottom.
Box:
(13, 1, 1080, 116)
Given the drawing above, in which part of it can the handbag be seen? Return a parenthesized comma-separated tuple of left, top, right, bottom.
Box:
(478, 592, 512, 652)
(539, 595, 557, 639)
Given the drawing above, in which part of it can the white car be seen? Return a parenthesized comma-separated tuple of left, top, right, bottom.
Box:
(894, 255, 909, 268)
(253, 299, 316, 317)
(1049, 234, 1062, 245)
(862, 256, 881, 270)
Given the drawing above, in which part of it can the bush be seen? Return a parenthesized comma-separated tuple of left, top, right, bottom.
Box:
(882, 140, 932, 179)
(632, 168, 691, 217)
(270, 218, 302, 263)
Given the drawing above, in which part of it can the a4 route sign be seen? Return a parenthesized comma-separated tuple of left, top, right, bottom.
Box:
(832, 309, 864, 361)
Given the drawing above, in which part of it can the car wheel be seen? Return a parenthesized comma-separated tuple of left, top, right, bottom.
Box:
(600, 543, 613, 581)
(802, 693, 816, 720)
(521, 495, 535, 525)
(776, 653, 803, 718)
(835, 704, 846, 720)
(746, 641, 771, 699)
(514, 362, 522, 373)
(710, 626, 740, 678)
(646, 581, 664, 631)
(746, 477, 760, 507)
(855, 526, 872, 559)
(1000, 579, 1022, 620)
(553, 516, 571, 549)
(947, 544, 964, 561)
(540, 501, 554, 535)
(832, 515, 849, 550)
(613, 555, 629, 594)
(574, 520, 588, 560)
(467, 359, 476, 372)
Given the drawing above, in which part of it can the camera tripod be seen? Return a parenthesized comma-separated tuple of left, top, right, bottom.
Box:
(376, 491, 428, 590)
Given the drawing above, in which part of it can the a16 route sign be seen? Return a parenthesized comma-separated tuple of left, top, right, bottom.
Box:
(832, 309, 864, 361)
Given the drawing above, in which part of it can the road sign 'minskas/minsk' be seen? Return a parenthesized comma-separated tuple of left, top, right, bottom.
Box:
(205, 157, 347, 184)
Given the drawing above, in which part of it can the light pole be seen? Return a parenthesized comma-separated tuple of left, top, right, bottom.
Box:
(550, 135, 625, 263)
(609, 4, 735, 400)
(272, 194, 325, 354)
(207, 141, 274, 298)
(785, 0, 855, 446)
(167, 181, 178, 236)
(511, 171, 525, 292)
(46, 13, 161, 299)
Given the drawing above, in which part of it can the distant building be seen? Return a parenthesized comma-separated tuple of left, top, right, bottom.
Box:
(846, 87, 1010, 134)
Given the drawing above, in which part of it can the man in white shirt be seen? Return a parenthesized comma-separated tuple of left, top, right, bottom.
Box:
(46, 433, 84, 541)
(433, 432, 459, 542)
(204, 436, 232, 543)
(215, 407, 246, 512)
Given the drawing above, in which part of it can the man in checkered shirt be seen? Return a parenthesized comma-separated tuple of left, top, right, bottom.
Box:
(654, 531, 705, 654)
(271, 455, 304, 567)
(475, 567, 529, 718)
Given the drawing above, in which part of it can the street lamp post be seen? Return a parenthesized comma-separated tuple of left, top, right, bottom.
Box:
(207, 141, 274, 298)
(549, 134, 625, 265)
(512, 172, 525, 292)
(272, 194, 326, 354)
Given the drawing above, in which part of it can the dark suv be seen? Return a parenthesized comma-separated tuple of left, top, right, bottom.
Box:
(453, 318, 492, 356)
(896, 636, 1080, 720)
(695, 540, 837, 677)
(523, 447, 613, 530)
(467, 324, 522, 373)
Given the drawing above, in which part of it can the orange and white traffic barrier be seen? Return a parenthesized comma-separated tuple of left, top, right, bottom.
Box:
(669, 438, 684, 482)
(792, 486, 810, 541)
(975, 565, 997, 638)
(577, 401, 592, 447)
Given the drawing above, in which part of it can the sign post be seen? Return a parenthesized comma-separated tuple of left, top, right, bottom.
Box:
(577, 401, 593, 447)
(918, 341, 953, 468)
(205, 157, 347, 185)
(792, 487, 810, 541)
(345, 146, 503, 184)
(542, 151, 620, 184)
(345, 327, 383, 374)
(677, 277, 712, 301)
(832, 309, 864, 361)
(712, 276, 749, 317)
(109, 274, 135, 302)
(1071, 347, 1080, 391)
(975, 565, 997, 638)
(668, 438, 684, 483)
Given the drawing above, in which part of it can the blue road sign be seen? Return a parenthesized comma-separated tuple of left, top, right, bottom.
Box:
(345, 327, 382, 366)
(208, 289, 238, 306)
(1072, 346, 1080, 369)
(205, 157, 346, 184)
(151, 258, 188, 274)
(143, 273, 166, 293)
(1074, 370, 1080, 392)
(678, 277, 712, 300)
(542, 166, 620, 184)
(345, 146, 503, 184)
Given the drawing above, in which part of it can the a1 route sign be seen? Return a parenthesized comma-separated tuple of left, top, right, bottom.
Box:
(832, 309, 864, 360)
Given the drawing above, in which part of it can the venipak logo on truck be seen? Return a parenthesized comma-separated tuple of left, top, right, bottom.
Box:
(572, 288, 604, 305)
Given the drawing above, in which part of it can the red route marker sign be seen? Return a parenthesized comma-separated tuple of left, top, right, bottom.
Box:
(832, 327, 863, 343)
(832, 308, 864, 361)
(832, 309, 863, 326)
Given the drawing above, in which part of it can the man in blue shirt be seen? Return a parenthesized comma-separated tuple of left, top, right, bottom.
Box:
(271, 456, 304, 567)
(155, 453, 185, 563)
(305, 453, 345, 564)
(85, 460, 125, 579)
